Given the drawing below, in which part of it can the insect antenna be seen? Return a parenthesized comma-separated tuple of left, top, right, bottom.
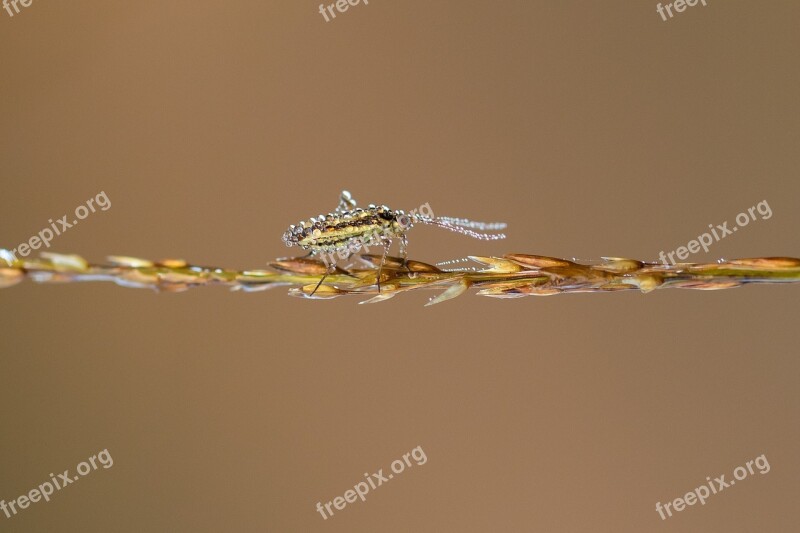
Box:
(433, 217, 507, 231)
(412, 215, 507, 240)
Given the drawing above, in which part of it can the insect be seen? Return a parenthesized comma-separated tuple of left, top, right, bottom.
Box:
(282, 191, 507, 294)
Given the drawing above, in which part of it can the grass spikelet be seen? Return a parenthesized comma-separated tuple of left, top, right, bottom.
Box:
(1, 249, 798, 305)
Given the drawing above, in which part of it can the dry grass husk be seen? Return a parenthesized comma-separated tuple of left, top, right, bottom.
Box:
(1, 249, 799, 305)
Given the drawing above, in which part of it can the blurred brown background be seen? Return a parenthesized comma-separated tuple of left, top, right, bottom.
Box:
(1, 1, 798, 531)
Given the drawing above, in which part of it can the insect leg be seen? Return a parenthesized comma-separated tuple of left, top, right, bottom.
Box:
(376, 238, 391, 293)
(310, 263, 336, 297)
(399, 233, 411, 273)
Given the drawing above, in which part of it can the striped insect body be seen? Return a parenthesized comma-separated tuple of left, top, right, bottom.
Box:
(282, 191, 507, 293)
